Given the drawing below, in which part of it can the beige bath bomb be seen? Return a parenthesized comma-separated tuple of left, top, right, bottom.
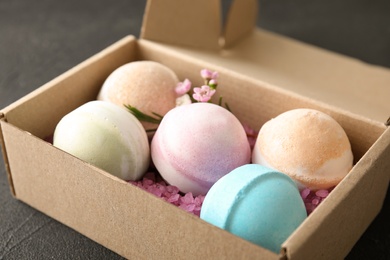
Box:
(97, 61, 179, 129)
(252, 108, 353, 190)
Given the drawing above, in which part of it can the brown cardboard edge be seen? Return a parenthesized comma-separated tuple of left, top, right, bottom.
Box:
(223, 0, 258, 48)
(282, 127, 390, 259)
(0, 114, 16, 196)
(2, 35, 137, 139)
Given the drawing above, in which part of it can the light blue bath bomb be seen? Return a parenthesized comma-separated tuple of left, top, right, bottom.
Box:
(200, 164, 307, 253)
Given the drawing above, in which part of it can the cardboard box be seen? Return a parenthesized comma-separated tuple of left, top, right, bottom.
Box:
(1, 0, 389, 259)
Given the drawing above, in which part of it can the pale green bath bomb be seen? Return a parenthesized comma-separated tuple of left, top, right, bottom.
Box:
(53, 101, 150, 181)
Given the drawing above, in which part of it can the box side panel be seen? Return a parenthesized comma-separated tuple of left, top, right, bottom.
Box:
(283, 127, 390, 259)
(145, 29, 390, 123)
(1, 36, 137, 140)
(2, 122, 278, 259)
(137, 39, 385, 161)
(0, 117, 15, 196)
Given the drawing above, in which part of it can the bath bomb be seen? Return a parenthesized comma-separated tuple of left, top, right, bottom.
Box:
(151, 103, 251, 196)
(97, 61, 179, 129)
(53, 101, 150, 181)
(252, 108, 353, 190)
(200, 164, 307, 253)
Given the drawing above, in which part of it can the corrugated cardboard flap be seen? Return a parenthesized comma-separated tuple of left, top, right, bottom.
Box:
(223, 0, 258, 47)
(0, 113, 16, 196)
(141, 0, 257, 49)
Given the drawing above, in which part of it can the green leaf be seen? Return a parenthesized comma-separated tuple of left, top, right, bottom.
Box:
(124, 104, 162, 124)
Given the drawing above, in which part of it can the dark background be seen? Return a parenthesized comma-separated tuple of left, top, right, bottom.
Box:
(0, 0, 389, 259)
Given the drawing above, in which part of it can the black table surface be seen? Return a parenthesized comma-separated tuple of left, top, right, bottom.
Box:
(0, 0, 389, 259)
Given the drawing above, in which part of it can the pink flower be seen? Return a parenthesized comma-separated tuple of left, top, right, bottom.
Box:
(208, 79, 218, 87)
(175, 79, 192, 96)
(200, 69, 218, 80)
(192, 85, 216, 102)
(176, 94, 192, 106)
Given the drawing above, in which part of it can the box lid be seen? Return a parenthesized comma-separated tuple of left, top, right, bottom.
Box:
(141, 0, 257, 49)
(140, 0, 390, 123)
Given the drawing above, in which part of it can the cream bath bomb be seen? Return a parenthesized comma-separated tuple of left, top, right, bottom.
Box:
(252, 108, 353, 190)
(97, 61, 179, 129)
(53, 101, 150, 181)
(151, 103, 251, 196)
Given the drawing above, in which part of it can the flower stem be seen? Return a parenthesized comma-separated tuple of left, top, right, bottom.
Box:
(218, 96, 231, 112)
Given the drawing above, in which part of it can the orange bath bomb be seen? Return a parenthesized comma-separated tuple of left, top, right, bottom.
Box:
(97, 61, 179, 129)
(252, 109, 353, 190)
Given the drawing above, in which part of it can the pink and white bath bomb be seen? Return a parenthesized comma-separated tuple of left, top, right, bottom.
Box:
(151, 103, 251, 196)
(97, 61, 179, 129)
(252, 108, 353, 190)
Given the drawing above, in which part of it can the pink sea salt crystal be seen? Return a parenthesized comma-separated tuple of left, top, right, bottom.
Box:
(148, 185, 163, 197)
(166, 185, 179, 195)
(194, 196, 203, 206)
(315, 189, 329, 198)
(142, 178, 153, 186)
(127, 172, 206, 216)
(181, 192, 195, 204)
(156, 183, 167, 192)
(312, 198, 320, 205)
(167, 193, 180, 204)
(179, 203, 196, 212)
(163, 187, 179, 198)
(300, 187, 333, 214)
(301, 188, 311, 199)
(178, 193, 207, 215)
